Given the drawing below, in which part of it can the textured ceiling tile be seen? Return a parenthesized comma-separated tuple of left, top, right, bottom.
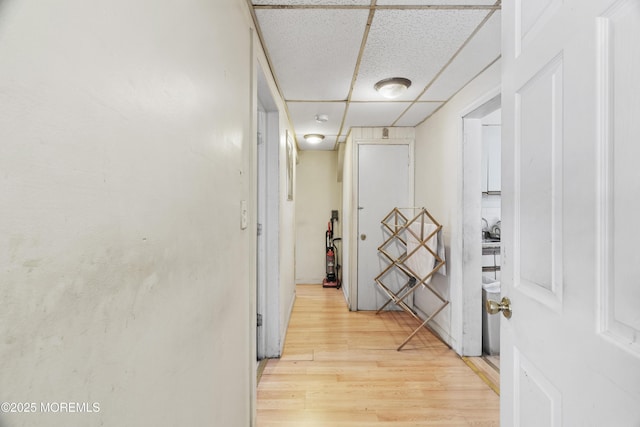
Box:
(377, 0, 497, 5)
(256, 9, 369, 100)
(421, 11, 500, 101)
(352, 9, 488, 101)
(287, 102, 346, 135)
(343, 102, 411, 130)
(254, 0, 369, 5)
(394, 102, 443, 126)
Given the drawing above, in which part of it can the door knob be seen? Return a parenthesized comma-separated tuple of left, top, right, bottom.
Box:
(360, 234, 367, 240)
(486, 297, 512, 319)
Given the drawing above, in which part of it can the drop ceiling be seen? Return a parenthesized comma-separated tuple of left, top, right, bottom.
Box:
(250, 0, 501, 150)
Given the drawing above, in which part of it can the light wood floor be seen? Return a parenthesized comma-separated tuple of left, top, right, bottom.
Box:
(257, 284, 499, 426)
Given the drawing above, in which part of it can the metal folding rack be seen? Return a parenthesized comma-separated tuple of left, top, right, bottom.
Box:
(375, 207, 448, 350)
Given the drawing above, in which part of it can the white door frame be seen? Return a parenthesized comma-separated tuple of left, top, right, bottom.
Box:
(347, 128, 415, 311)
(256, 64, 281, 359)
(256, 106, 267, 359)
(458, 89, 501, 355)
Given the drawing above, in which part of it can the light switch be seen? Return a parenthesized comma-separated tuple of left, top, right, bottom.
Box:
(240, 200, 248, 230)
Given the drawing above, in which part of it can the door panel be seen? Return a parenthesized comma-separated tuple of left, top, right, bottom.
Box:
(513, 348, 562, 426)
(501, 0, 640, 425)
(357, 144, 410, 311)
(516, 54, 563, 307)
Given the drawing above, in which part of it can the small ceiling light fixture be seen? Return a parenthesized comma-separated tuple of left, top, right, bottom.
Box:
(315, 114, 329, 123)
(304, 133, 325, 144)
(374, 77, 412, 99)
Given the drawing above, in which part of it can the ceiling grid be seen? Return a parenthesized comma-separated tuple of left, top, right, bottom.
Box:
(251, 0, 501, 150)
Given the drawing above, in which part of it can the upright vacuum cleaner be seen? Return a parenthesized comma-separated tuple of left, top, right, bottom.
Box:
(322, 211, 341, 289)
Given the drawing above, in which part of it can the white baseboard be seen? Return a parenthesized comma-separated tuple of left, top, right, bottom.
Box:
(278, 288, 296, 356)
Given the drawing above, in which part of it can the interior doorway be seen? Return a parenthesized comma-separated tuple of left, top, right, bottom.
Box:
(460, 92, 501, 360)
(479, 108, 501, 368)
(256, 64, 280, 360)
(357, 143, 412, 311)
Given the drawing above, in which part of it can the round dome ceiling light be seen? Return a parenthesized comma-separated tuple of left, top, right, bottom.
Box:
(304, 134, 325, 144)
(374, 77, 412, 99)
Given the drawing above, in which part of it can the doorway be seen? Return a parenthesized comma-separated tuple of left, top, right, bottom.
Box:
(356, 142, 413, 311)
(479, 108, 501, 368)
(256, 64, 280, 360)
(460, 92, 501, 360)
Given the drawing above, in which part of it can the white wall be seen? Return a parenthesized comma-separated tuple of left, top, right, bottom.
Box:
(414, 61, 501, 354)
(278, 126, 297, 351)
(295, 151, 340, 284)
(0, 1, 271, 425)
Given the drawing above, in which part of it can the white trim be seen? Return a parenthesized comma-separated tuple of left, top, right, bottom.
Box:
(248, 27, 258, 427)
(458, 88, 501, 355)
(279, 289, 296, 355)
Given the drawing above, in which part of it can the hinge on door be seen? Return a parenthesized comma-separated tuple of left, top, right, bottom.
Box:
(257, 223, 263, 236)
(257, 313, 263, 327)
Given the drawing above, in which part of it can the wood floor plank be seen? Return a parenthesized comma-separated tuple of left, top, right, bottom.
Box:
(257, 284, 499, 426)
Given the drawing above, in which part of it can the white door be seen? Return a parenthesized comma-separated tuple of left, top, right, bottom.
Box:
(500, 0, 640, 425)
(357, 144, 411, 310)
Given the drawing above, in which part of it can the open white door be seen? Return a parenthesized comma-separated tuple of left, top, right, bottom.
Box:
(499, 0, 640, 425)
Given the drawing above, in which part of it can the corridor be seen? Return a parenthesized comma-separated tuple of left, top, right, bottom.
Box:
(257, 285, 499, 426)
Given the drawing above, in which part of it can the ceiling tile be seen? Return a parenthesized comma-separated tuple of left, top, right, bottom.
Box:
(393, 102, 443, 126)
(254, 0, 369, 5)
(376, 0, 496, 5)
(256, 9, 369, 100)
(421, 11, 500, 101)
(287, 102, 346, 135)
(297, 134, 338, 151)
(343, 102, 411, 130)
(351, 9, 489, 101)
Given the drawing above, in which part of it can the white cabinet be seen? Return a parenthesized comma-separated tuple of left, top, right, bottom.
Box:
(482, 125, 501, 193)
